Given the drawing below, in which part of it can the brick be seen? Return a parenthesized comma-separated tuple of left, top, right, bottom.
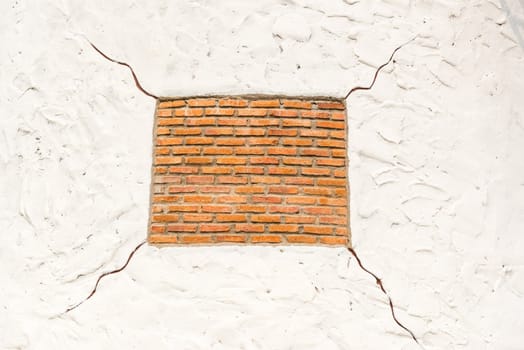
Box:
(202, 205, 233, 213)
(172, 146, 201, 155)
(269, 109, 298, 117)
(334, 207, 348, 215)
(157, 109, 172, 117)
(285, 216, 316, 224)
(250, 157, 279, 165)
(217, 195, 247, 203)
(334, 169, 347, 177)
(316, 158, 345, 166)
(303, 207, 333, 215)
(319, 216, 347, 225)
(205, 108, 235, 116)
(331, 112, 346, 120)
(248, 138, 279, 146)
(316, 121, 345, 129)
(301, 148, 330, 157)
(203, 147, 233, 155)
(200, 224, 232, 232)
(320, 236, 348, 245)
(216, 157, 246, 165)
(268, 129, 297, 137)
(180, 235, 213, 243)
(150, 225, 165, 234)
(158, 118, 184, 126)
(188, 98, 216, 107)
(250, 119, 279, 126)
(216, 138, 245, 146)
(303, 226, 333, 235)
(185, 157, 212, 164)
(156, 138, 183, 146)
(155, 147, 170, 155)
(317, 140, 346, 148)
(234, 147, 265, 155)
(300, 129, 328, 138)
(268, 186, 299, 195)
(268, 147, 296, 156)
(216, 214, 247, 222)
(286, 235, 317, 244)
(174, 128, 202, 136)
(235, 128, 265, 136)
(187, 117, 216, 126)
(217, 176, 248, 184)
(158, 100, 185, 108)
(250, 99, 280, 108)
(234, 166, 264, 174)
(284, 177, 314, 185)
(269, 205, 299, 214)
(237, 205, 266, 213)
(169, 185, 197, 193)
(301, 110, 331, 119)
(149, 234, 178, 244)
(282, 138, 313, 146)
(268, 167, 297, 175)
(205, 127, 234, 136)
(168, 204, 199, 212)
(155, 167, 168, 174)
(235, 224, 265, 233)
(269, 224, 298, 233)
(251, 234, 282, 243)
(282, 100, 312, 109)
(330, 130, 346, 139)
(252, 215, 281, 223)
(183, 213, 213, 222)
(186, 175, 214, 184)
(332, 149, 346, 157)
(155, 156, 183, 165)
(157, 127, 170, 135)
(318, 197, 347, 206)
(201, 167, 231, 175)
(317, 178, 346, 187)
(200, 186, 231, 193)
(235, 185, 265, 194)
(316, 101, 345, 110)
(237, 108, 267, 117)
(286, 196, 316, 205)
(216, 234, 247, 242)
(301, 168, 331, 176)
(282, 119, 311, 128)
(185, 137, 214, 145)
(153, 214, 180, 222)
(167, 224, 197, 232)
(174, 108, 203, 117)
(151, 205, 163, 213)
(251, 176, 281, 184)
(184, 195, 214, 203)
(217, 118, 248, 126)
(252, 195, 282, 204)
(335, 227, 348, 236)
(153, 195, 181, 203)
(303, 187, 331, 196)
(282, 157, 312, 166)
(219, 98, 248, 107)
(155, 176, 182, 184)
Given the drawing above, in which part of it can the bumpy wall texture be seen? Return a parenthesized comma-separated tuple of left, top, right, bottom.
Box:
(149, 96, 349, 245)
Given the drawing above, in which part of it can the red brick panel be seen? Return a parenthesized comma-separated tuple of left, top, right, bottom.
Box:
(149, 97, 350, 246)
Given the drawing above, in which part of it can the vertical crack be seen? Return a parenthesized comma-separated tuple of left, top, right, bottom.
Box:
(63, 240, 147, 314)
(88, 40, 159, 99)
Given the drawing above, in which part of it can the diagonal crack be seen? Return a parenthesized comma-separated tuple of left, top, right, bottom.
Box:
(63, 239, 147, 314)
(88, 40, 159, 99)
(345, 37, 416, 99)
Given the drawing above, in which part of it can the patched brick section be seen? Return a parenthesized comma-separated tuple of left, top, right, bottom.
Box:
(148, 96, 350, 246)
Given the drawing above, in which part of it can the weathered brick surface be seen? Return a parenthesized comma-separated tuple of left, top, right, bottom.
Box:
(148, 96, 350, 246)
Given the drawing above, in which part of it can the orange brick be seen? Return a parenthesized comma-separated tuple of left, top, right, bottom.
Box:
(251, 234, 282, 243)
(235, 223, 265, 233)
(152, 214, 180, 222)
(301, 148, 330, 157)
(235, 128, 265, 136)
(282, 138, 313, 146)
(174, 108, 203, 117)
(216, 157, 246, 165)
(185, 137, 214, 145)
(268, 186, 299, 194)
(303, 226, 334, 235)
(286, 235, 317, 244)
(201, 167, 231, 174)
(205, 127, 234, 136)
(269, 109, 298, 117)
(252, 215, 281, 223)
(284, 177, 314, 185)
(234, 166, 264, 174)
(187, 98, 216, 107)
(301, 110, 331, 119)
(155, 147, 170, 155)
(150, 225, 165, 234)
(318, 197, 347, 206)
(268, 129, 297, 136)
(250, 119, 279, 126)
(157, 127, 170, 135)
(319, 216, 347, 225)
(153, 195, 181, 203)
(268, 147, 296, 156)
(151, 205, 163, 213)
(282, 100, 312, 109)
(286, 196, 316, 205)
(217, 176, 248, 184)
(158, 118, 184, 126)
(186, 117, 216, 126)
(316, 158, 345, 166)
(268, 167, 297, 175)
(320, 236, 348, 245)
(167, 224, 197, 232)
(155, 167, 168, 174)
(219, 99, 248, 107)
(216, 234, 247, 242)
(332, 149, 346, 157)
(301, 168, 331, 176)
(201, 224, 232, 232)
(174, 128, 202, 135)
(236, 205, 266, 213)
(180, 234, 213, 243)
(156, 138, 183, 146)
(186, 175, 214, 184)
(203, 147, 233, 155)
(205, 108, 235, 116)
(303, 187, 331, 196)
(335, 227, 348, 236)
(184, 195, 214, 203)
(217, 195, 247, 203)
(158, 100, 185, 108)
(216, 138, 245, 146)
(169, 185, 197, 193)
(330, 130, 346, 139)
(200, 186, 231, 193)
(269, 224, 298, 233)
(157, 109, 172, 117)
(269, 205, 299, 214)
(282, 157, 312, 166)
(285, 216, 316, 224)
(250, 99, 280, 108)
(251, 176, 281, 184)
(248, 138, 279, 146)
(331, 112, 346, 120)
(317, 178, 346, 187)
(316, 121, 345, 129)
(185, 157, 212, 164)
(168, 204, 199, 212)
(316, 101, 345, 110)
(235, 147, 265, 155)
(201, 205, 233, 213)
(300, 129, 328, 138)
(172, 146, 201, 155)
(303, 207, 333, 215)
(252, 195, 282, 204)
(251, 157, 279, 165)
(183, 213, 213, 222)
(282, 119, 311, 127)
(334, 169, 347, 177)
(155, 156, 183, 165)
(217, 118, 247, 126)
(154, 176, 182, 183)
(237, 108, 267, 116)
(216, 214, 246, 222)
(149, 234, 178, 244)
(235, 185, 265, 194)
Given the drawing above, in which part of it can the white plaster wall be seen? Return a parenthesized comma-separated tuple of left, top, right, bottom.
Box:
(1, 0, 524, 349)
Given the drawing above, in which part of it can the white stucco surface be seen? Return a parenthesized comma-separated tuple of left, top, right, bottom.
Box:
(2, 0, 524, 349)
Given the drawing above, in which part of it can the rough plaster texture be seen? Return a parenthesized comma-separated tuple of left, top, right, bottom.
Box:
(1, 0, 524, 349)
